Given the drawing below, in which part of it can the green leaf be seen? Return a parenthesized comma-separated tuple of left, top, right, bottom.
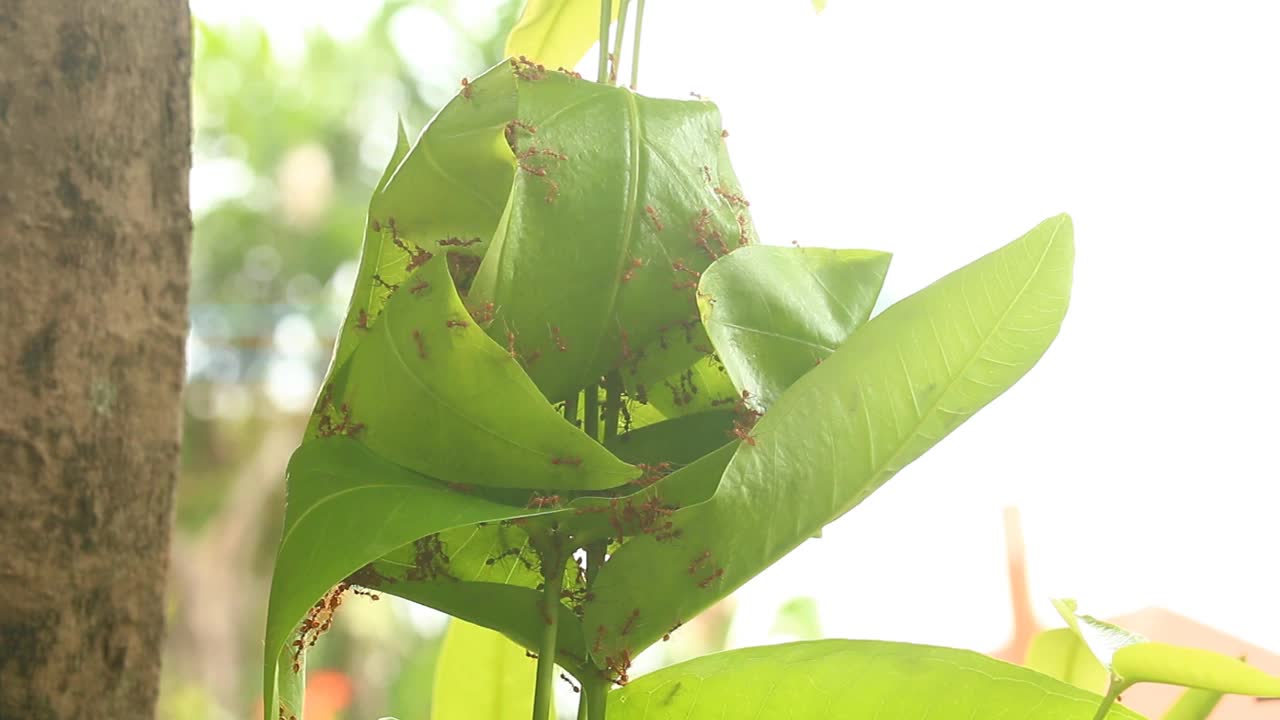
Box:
(698, 246, 891, 409)
(431, 619, 541, 720)
(1113, 643, 1280, 697)
(1025, 627, 1110, 695)
(470, 71, 755, 403)
(330, 64, 516, 376)
(320, 239, 637, 491)
(381, 578, 589, 670)
(1053, 598, 1146, 672)
(586, 215, 1074, 663)
(604, 411, 735, 466)
(505, 0, 619, 70)
(261, 441, 533, 720)
(1162, 688, 1223, 720)
(606, 640, 1144, 719)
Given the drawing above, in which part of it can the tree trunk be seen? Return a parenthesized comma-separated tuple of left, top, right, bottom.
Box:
(0, 1, 190, 718)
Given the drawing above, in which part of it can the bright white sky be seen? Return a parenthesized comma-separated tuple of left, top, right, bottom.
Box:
(193, 0, 1280, 655)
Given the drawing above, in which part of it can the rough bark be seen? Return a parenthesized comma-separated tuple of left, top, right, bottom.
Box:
(0, 1, 191, 718)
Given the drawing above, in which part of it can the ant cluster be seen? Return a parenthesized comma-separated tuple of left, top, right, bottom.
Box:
(468, 301, 496, 326)
(632, 462, 673, 488)
(510, 56, 547, 82)
(406, 534, 453, 582)
(314, 388, 364, 439)
(663, 369, 700, 408)
(289, 580, 379, 674)
(729, 390, 762, 446)
(576, 493, 681, 543)
(383, 217, 434, 273)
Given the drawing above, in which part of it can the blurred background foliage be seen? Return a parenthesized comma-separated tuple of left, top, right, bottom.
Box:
(168, 2, 757, 718)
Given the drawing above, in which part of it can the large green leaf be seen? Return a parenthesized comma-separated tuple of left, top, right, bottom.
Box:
(1025, 627, 1110, 695)
(470, 72, 755, 403)
(262, 442, 533, 720)
(322, 239, 637, 491)
(607, 641, 1144, 719)
(1113, 643, 1280, 697)
(505, 0, 619, 70)
(698, 246, 891, 409)
(431, 620, 541, 720)
(585, 214, 1074, 664)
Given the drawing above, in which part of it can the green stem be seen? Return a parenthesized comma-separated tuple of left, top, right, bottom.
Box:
(564, 392, 580, 428)
(629, 0, 646, 89)
(602, 371, 623, 443)
(576, 686, 590, 720)
(609, 0, 632, 85)
(583, 383, 600, 442)
(585, 541, 606, 585)
(1090, 680, 1129, 720)
(596, 0, 611, 84)
(531, 544, 565, 720)
(583, 674, 609, 720)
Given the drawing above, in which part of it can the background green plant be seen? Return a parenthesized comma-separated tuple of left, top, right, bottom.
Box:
(261, 3, 1280, 720)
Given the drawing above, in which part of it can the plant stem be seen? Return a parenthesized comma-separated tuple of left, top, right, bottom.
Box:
(609, 0, 632, 85)
(596, 0, 611, 84)
(1090, 681, 1129, 720)
(585, 541, 606, 584)
(564, 392, 580, 428)
(602, 371, 623, 443)
(531, 543, 565, 720)
(629, 0, 646, 89)
(583, 383, 600, 441)
(583, 674, 609, 720)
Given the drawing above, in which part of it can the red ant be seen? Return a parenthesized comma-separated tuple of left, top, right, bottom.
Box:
(737, 214, 752, 247)
(697, 568, 725, 589)
(551, 456, 582, 467)
(663, 621, 684, 642)
(715, 186, 750, 207)
(620, 608, 640, 636)
(438, 236, 481, 247)
(527, 493, 562, 509)
(645, 205, 664, 232)
(621, 256, 643, 283)
(371, 219, 382, 232)
(412, 330, 428, 359)
(557, 66, 583, 79)
(445, 319, 469, 329)
(560, 673, 580, 693)
(551, 326, 568, 352)
(356, 309, 370, 331)
(460, 77, 473, 99)
(688, 550, 712, 575)
(409, 280, 430, 295)
(721, 129, 729, 138)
